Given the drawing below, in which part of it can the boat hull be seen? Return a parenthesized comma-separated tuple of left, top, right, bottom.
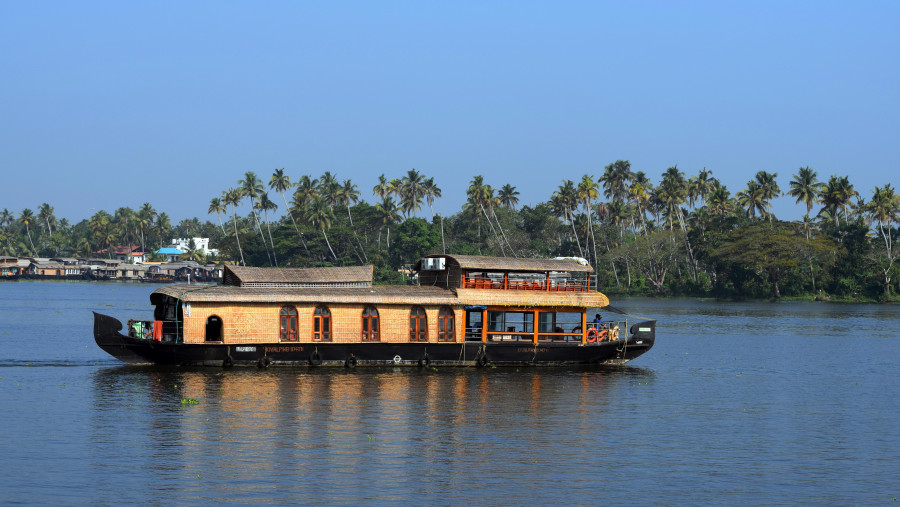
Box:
(93, 312, 655, 367)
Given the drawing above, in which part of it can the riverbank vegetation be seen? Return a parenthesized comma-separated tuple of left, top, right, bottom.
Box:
(2, 164, 898, 301)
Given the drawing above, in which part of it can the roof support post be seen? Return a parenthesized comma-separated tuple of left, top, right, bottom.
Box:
(481, 309, 487, 343)
(533, 309, 539, 345)
(581, 311, 587, 345)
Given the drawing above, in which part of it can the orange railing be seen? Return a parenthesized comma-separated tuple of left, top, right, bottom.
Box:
(462, 276, 587, 292)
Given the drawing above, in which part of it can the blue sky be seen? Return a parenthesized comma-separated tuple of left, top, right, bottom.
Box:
(2, 1, 898, 224)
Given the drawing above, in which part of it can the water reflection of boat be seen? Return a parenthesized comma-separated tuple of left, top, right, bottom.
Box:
(93, 255, 655, 367)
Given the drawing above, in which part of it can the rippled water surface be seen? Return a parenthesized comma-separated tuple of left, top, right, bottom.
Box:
(1, 281, 899, 505)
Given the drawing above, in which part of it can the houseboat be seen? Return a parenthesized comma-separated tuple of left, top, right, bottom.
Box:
(93, 255, 655, 367)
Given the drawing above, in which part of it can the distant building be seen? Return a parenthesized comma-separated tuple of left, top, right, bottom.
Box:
(95, 246, 147, 263)
(155, 247, 185, 262)
(170, 238, 218, 257)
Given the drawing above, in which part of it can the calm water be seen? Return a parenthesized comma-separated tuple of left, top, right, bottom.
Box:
(1, 281, 898, 505)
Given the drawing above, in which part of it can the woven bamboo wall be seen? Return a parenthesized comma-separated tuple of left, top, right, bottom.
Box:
(183, 302, 461, 344)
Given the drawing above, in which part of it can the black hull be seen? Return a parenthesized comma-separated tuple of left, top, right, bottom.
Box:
(93, 312, 655, 367)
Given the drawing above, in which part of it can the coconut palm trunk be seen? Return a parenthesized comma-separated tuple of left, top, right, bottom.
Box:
(230, 207, 245, 266)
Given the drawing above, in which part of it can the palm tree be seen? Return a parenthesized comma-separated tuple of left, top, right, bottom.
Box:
(222, 188, 246, 265)
(754, 171, 781, 221)
(89, 210, 109, 251)
(136, 202, 156, 255)
(467, 175, 508, 255)
(208, 197, 227, 235)
(399, 169, 425, 219)
(628, 178, 651, 235)
(692, 168, 716, 207)
(737, 181, 768, 219)
(318, 171, 341, 206)
(866, 184, 900, 295)
(655, 167, 687, 230)
(707, 182, 733, 216)
(552, 179, 583, 257)
(270, 168, 309, 253)
(373, 174, 391, 201)
(257, 192, 279, 266)
(154, 212, 172, 250)
(37, 203, 55, 237)
(338, 178, 367, 262)
(600, 160, 634, 204)
(656, 166, 699, 281)
(0, 209, 13, 231)
(240, 171, 272, 265)
(307, 195, 337, 260)
(374, 196, 402, 249)
(0, 209, 13, 255)
(423, 177, 442, 221)
(819, 175, 857, 226)
(292, 175, 319, 220)
(113, 207, 136, 262)
(498, 184, 520, 210)
(577, 175, 600, 271)
(18, 209, 37, 254)
(788, 167, 823, 216)
(339, 179, 360, 225)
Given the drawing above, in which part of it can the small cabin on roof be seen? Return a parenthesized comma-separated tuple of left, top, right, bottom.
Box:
(222, 264, 374, 288)
(416, 254, 593, 292)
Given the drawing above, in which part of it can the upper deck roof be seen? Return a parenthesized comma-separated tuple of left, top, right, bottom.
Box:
(152, 283, 455, 305)
(151, 284, 609, 307)
(419, 254, 594, 273)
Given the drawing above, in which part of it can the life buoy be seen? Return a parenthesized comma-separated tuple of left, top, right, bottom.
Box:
(610, 326, 619, 341)
(598, 329, 609, 342)
(586, 328, 597, 342)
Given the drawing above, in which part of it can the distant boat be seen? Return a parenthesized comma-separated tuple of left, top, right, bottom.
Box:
(93, 255, 655, 367)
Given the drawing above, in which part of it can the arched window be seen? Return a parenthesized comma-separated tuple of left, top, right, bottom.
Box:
(280, 306, 298, 342)
(313, 306, 331, 341)
(206, 315, 223, 342)
(409, 306, 427, 342)
(438, 306, 455, 342)
(362, 306, 380, 342)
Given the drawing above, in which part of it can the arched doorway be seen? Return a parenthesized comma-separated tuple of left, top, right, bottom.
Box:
(205, 315, 223, 342)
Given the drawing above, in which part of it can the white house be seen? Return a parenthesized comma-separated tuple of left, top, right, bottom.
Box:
(170, 238, 219, 257)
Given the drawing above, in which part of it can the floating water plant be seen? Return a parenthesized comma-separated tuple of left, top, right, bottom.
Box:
(181, 398, 199, 405)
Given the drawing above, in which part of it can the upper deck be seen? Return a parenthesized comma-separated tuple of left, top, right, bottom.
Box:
(416, 254, 594, 293)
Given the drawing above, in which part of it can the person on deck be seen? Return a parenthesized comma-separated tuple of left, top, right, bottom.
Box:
(592, 313, 603, 329)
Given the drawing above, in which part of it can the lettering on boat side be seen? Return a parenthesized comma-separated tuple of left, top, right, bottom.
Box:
(265, 346, 305, 353)
(639, 327, 651, 332)
(517, 347, 549, 353)
(235, 347, 256, 352)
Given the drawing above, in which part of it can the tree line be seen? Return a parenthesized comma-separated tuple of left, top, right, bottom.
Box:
(2, 163, 898, 301)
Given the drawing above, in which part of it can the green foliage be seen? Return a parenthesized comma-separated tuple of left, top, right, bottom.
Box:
(6, 166, 900, 301)
(711, 221, 838, 298)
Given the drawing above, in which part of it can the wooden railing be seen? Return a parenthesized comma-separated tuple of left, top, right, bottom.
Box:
(462, 276, 587, 292)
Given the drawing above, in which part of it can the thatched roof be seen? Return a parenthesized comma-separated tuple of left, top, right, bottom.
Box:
(454, 288, 608, 308)
(152, 283, 608, 309)
(152, 284, 455, 305)
(223, 265, 374, 287)
(421, 254, 594, 273)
